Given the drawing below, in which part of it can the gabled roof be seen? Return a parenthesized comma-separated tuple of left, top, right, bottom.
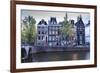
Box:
(75, 16, 85, 27)
(49, 17, 57, 24)
(38, 19, 47, 25)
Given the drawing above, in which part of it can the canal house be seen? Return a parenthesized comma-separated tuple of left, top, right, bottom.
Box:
(36, 15, 86, 47)
(48, 17, 62, 47)
(37, 19, 48, 46)
(75, 15, 85, 45)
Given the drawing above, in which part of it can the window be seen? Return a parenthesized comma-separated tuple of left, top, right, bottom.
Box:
(48, 36, 52, 41)
(38, 36, 40, 40)
(42, 27, 44, 29)
(58, 30, 60, 35)
(80, 28, 82, 30)
(45, 31, 47, 34)
(52, 36, 55, 41)
(42, 36, 44, 40)
(48, 27, 51, 30)
(53, 27, 55, 30)
(49, 31, 52, 35)
(80, 31, 83, 34)
(56, 36, 59, 40)
(38, 31, 40, 34)
(49, 42, 52, 46)
(55, 26, 57, 30)
(80, 36, 82, 44)
(55, 31, 58, 34)
(52, 36, 56, 41)
(52, 31, 55, 34)
(42, 31, 44, 34)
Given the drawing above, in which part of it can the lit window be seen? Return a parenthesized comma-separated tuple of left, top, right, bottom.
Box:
(80, 36, 82, 44)
(52, 31, 55, 34)
(49, 37, 52, 41)
(52, 36, 55, 41)
(49, 31, 52, 34)
(49, 42, 52, 46)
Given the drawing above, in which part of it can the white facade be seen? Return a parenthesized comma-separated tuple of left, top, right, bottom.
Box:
(85, 21, 90, 44)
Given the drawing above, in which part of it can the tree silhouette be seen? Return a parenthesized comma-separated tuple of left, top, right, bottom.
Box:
(60, 13, 76, 42)
(21, 16, 36, 45)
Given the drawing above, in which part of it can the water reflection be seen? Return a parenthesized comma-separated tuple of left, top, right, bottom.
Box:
(22, 51, 90, 63)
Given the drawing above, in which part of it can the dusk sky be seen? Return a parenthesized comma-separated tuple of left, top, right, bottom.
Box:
(21, 10, 90, 25)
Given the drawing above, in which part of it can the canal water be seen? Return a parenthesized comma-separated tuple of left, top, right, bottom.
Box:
(22, 51, 90, 63)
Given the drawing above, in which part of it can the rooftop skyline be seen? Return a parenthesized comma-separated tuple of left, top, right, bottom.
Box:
(21, 10, 90, 26)
(21, 10, 90, 42)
